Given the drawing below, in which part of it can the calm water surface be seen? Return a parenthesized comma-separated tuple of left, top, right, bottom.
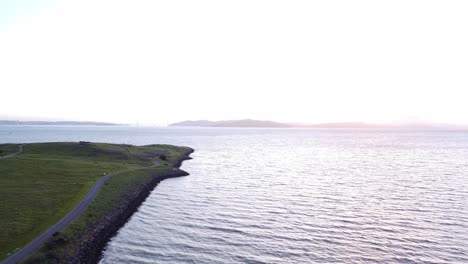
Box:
(1, 126, 467, 263)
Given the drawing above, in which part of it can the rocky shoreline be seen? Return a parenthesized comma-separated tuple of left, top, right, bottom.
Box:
(29, 148, 194, 264)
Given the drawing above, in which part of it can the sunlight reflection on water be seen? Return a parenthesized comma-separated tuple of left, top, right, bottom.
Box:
(2, 126, 467, 263)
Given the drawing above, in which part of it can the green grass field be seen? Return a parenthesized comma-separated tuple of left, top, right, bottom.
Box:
(27, 167, 173, 263)
(0, 142, 190, 261)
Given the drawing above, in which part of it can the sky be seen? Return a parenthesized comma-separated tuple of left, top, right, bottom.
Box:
(1, 0, 467, 125)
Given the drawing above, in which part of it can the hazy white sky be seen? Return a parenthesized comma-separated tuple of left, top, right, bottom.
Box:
(1, 0, 467, 125)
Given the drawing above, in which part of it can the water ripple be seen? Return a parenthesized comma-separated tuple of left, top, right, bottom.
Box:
(8, 127, 464, 264)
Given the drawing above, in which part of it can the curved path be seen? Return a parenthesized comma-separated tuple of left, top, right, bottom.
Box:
(1, 166, 148, 264)
(0, 145, 22, 160)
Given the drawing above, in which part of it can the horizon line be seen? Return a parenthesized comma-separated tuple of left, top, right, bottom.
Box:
(2, 118, 468, 129)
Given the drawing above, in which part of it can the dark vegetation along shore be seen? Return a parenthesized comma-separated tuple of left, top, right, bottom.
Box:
(0, 142, 193, 264)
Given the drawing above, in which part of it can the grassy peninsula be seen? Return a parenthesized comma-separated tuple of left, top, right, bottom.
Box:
(0, 142, 193, 263)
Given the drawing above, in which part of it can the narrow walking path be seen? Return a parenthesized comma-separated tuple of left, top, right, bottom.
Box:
(0, 145, 22, 160)
(0, 165, 149, 264)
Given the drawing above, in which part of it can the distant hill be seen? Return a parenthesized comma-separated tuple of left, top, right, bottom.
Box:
(0, 120, 125, 126)
(292, 122, 381, 128)
(170, 119, 290, 128)
(170, 120, 383, 128)
(169, 120, 468, 129)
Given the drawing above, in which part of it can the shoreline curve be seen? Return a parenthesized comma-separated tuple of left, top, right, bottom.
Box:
(78, 148, 194, 264)
(3, 147, 194, 264)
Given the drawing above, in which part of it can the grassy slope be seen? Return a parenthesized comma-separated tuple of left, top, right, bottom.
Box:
(63, 167, 166, 237)
(30, 167, 170, 263)
(0, 142, 189, 261)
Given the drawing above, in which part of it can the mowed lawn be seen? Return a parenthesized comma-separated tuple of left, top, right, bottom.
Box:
(0, 142, 174, 260)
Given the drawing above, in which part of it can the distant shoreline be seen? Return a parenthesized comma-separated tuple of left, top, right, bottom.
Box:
(0, 120, 126, 126)
(169, 119, 468, 130)
(1, 119, 466, 130)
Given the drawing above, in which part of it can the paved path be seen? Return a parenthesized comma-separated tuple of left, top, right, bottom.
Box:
(1, 146, 184, 264)
(0, 145, 22, 160)
(0, 166, 145, 264)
